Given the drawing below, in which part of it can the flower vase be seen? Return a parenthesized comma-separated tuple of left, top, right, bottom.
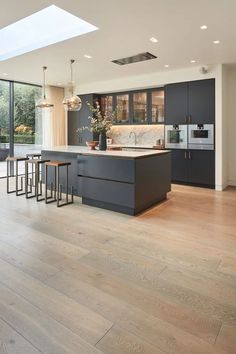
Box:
(99, 132, 107, 151)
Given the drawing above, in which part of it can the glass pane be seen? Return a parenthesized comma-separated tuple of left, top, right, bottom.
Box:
(152, 90, 164, 123)
(14, 83, 42, 157)
(0, 80, 10, 177)
(101, 96, 113, 117)
(116, 94, 129, 123)
(133, 92, 147, 123)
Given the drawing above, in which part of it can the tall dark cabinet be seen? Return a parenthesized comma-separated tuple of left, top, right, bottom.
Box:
(165, 79, 215, 124)
(68, 94, 99, 146)
(165, 79, 215, 188)
(164, 82, 188, 124)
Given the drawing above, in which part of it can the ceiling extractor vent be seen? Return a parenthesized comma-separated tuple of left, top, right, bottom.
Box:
(112, 52, 157, 65)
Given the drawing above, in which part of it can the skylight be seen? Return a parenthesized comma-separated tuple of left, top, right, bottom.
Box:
(0, 5, 98, 61)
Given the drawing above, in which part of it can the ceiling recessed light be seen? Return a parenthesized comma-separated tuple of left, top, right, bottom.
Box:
(164, 64, 169, 68)
(213, 40, 220, 44)
(200, 25, 208, 30)
(190, 60, 196, 63)
(84, 54, 92, 59)
(0, 5, 98, 61)
(149, 37, 158, 43)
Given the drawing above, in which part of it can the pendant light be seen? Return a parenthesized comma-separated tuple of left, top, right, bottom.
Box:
(63, 59, 82, 112)
(36, 66, 54, 108)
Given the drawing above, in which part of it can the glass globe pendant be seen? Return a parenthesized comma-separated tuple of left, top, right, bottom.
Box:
(36, 66, 54, 108)
(63, 59, 82, 112)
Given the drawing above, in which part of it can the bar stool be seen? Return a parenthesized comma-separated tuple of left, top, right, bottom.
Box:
(45, 161, 73, 207)
(26, 153, 42, 159)
(6, 156, 29, 195)
(25, 159, 50, 201)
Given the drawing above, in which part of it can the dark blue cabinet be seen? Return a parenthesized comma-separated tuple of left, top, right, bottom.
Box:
(171, 149, 215, 187)
(164, 83, 188, 125)
(164, 79, 215, 125)
(188, 80, 215, 124)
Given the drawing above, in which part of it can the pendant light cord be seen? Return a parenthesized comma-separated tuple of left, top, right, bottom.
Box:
(70, 59, 75, 96)
(43, 66, 47, 99)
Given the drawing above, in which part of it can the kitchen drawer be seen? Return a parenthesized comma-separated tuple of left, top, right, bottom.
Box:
(77, 155, 135, 183)
(78, 176, 135, 208)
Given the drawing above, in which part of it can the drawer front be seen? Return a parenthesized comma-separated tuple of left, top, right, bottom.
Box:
(78, 176, 135, 208)
(77, 155, 135, 183)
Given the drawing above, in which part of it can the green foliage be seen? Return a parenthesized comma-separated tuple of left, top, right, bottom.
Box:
(0, 80, 41, 134)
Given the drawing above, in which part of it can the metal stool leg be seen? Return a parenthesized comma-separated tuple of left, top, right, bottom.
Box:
(16, 160, 25, 196)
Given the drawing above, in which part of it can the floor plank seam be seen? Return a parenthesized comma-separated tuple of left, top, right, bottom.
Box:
(213, 322, 223, 346)
(0, 278, 106, 347)
(94, 323, 115, 347)
(0, 314, 43, 353)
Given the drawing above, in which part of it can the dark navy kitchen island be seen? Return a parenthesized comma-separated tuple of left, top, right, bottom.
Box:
(42, 146, 171, 215)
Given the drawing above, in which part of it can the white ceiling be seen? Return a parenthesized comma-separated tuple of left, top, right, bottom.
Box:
(0, 0, 236, 89)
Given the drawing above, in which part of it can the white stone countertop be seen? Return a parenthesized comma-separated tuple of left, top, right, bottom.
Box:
(42, 145, 170, 159)
(107, 144, 164, 149)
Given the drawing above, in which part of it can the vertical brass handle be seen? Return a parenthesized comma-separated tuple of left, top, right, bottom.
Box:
(185, 116, 188, 123)
(189, 151, 191, 159)
(188, 115, 191, 124)
(185, 151, 187, 159)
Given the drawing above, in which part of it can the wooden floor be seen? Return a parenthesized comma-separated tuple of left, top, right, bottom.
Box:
(0, 179, 236, 354)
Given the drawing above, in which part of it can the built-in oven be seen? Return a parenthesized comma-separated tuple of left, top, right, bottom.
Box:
(165, 125, 188, 149)
(188, 124, 214, 150)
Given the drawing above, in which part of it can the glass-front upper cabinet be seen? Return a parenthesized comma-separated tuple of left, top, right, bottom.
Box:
(116, 94, 129, 123)
(151, 90, 164, 123)
(101, 95, 113, 117)
(133, 92, 147, 124)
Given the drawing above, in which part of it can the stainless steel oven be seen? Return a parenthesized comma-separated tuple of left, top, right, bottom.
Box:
(165, 125, 188, 149)
(188, 124, 214, 150)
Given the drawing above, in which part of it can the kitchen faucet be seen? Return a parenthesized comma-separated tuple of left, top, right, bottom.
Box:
(129, 131, 137, 145)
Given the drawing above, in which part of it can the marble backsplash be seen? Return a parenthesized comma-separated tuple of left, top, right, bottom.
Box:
(108, 124, 164, 145)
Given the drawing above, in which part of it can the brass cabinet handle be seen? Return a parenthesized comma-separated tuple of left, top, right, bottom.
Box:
(188, 151, 191, 159)
(185, 151, 187, 159)
(188, 115, 192, 124)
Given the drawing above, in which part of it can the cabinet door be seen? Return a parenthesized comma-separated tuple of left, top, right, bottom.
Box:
(133, 91, 148, 124)
(115, 94, 129, 124)
(170, 150, 188, 183)
(151, 89, 164, 124)
(68, 94, 94, 146)
(164, 83, 188, 125)
(188, 150, 215, 186)
(188, 79, 215, 124)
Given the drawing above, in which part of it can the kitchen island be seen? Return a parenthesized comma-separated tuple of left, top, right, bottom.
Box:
(41, 146, 171, 215)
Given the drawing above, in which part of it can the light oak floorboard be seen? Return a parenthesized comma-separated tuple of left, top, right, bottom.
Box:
(0, 179, 236, 353)
(96, 325, 165, 354)
(0, 283, 103, 354)
(0, 317, 40, 354)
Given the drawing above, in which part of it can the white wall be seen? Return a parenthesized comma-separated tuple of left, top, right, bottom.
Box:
(76, 64, 226, 190)
(224, 65, 236, 186)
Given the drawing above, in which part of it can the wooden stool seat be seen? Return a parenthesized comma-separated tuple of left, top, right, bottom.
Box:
(6, 156, 28, 162)
(26, 159, 50, 165)
(26, 153, 42, 159)
(46, 161, 71, 167)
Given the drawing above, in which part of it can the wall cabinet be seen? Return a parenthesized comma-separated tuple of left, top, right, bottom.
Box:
(100, 88, 164, 125)
(165, 79, 215, 125)
(171, 149, 215, 187)
(68, 94, 99, 146)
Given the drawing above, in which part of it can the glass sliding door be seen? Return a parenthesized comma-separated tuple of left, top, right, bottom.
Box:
(14, 82, 42, 157)
(0, 80, 41, 178)
(0, 80, 10, 177)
